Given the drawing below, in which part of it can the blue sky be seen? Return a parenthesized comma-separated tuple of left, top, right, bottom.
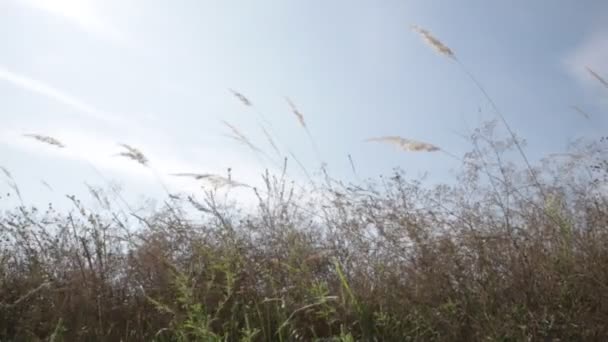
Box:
(1, 0, 607, 208)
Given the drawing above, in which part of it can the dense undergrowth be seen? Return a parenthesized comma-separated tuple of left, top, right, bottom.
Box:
(2, 124, 608, 341)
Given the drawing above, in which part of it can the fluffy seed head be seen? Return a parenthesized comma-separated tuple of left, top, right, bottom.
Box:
(205, 175, 248, 189)
(366, 136, 441, 152)
(23, 134, 65, 148)
(41, 180, 53, 192)
(116, 144, 148, 166)
(172, 172, 248, 189)
(571, 105, 591, 119)
(285, 97, 306, 128)
(170, 173, 215, 180)
(0, 166, 12, 178)
(229, 89, 252, 106)
(586, 67, 608, 88)
(411, 25, 455, 58)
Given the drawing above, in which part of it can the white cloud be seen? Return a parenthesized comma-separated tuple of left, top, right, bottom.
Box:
(0, 66, 123, 124)
(16, 0, 124, 42)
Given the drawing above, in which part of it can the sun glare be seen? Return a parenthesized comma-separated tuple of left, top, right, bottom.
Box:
(18, 0, 121, 41)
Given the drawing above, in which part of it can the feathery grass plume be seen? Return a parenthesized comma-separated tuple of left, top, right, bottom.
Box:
(116, 143, 148, 166)
(228, 88, 284, 163)
(0, 165, 23, 203)
(170, 173, 216, 180)
(227, 89, 299, 172)
(411, 25, 455, 58)
(229, 89, 252, 106)
(23, 133, 65, 148)
(366, 136, 440, 152)
(116, 144, 180, 217)
(85, 182, 111, 209)
(172, 172, 248, 189)
(571, 105, 591, 119)
(411, 24, 545, 198)
(285, 97, 306, 128)
(206, 175, 249, 189)
(229, 87, 275, 127)
(115, 144, 181, 219)
(0, 165, 11, 178)
(228, 88, 290, 165)
(285, 96, 323, 163)
(222, 120, 266, 155)
(222, 121, 284, 170)
(41, 180, 53, 192)
(586, 66, 608, 88)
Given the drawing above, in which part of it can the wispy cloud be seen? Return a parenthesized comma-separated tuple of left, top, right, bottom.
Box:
(0, 66, 122, 123)
(16, 0, 124, 42)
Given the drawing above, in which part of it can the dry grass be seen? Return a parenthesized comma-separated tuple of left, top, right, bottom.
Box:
(411, 24, 545, 199)
(170, 172, 217, 180)
(1, 22, 606, 342)
(2, 131, 608, 341)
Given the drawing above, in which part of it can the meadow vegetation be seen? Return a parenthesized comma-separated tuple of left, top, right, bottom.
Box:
(2, 26, 608, 341)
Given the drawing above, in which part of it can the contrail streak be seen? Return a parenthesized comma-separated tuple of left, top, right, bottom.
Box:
(0, 66, 122, 123)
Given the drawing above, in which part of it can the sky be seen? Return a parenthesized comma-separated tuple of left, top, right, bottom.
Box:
(1, 0, 607, 209)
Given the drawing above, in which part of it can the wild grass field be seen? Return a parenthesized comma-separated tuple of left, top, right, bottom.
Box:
(2, 26, 608, 341)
